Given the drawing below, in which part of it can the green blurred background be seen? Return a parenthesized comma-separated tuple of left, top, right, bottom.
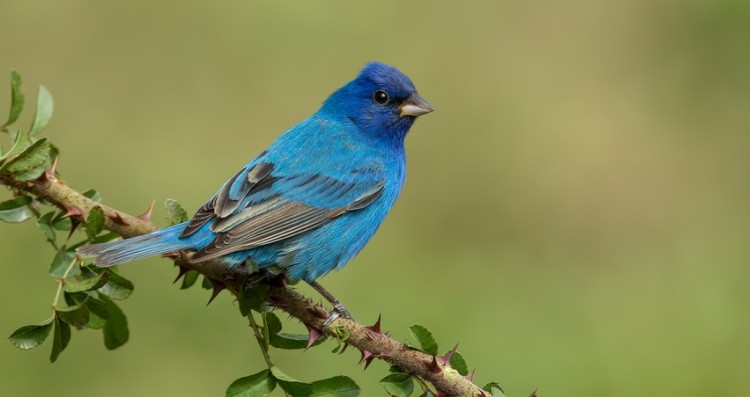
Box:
(1, 1, 749, 396)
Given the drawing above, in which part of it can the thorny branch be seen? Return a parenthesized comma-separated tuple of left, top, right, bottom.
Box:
(2, 165, 490, 397)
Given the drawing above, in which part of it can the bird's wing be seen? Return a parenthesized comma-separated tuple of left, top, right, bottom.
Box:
(183, 161, 385, 262)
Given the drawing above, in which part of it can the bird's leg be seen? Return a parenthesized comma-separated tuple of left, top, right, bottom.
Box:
(306, 280, 352, 328)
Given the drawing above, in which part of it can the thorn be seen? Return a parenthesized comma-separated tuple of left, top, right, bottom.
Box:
(207, 279, 226, 305)
(62, 206, 82, 219)
(465, 369, 475, 382)
(39, 155, 60, 182)
(305, 325, 322, 351)
(427, 355, 442, 373)
(529, 388, 539, 397)
(161, 252, 180, 258)
(437, 343, 459, 366)
(365, 314, 382, 335)
(357, 350, 375, 370)
(137, 200, 155, 222)
(173, 265, 190, 283)
(66, 218, 81, 241)
(436, 391, 448, 397)
(108, 212, 129, 225)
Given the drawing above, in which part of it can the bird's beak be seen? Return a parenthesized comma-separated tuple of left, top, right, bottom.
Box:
(399, 93, 433, 117)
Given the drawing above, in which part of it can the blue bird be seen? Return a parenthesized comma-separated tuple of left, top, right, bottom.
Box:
(78, 62, 432, 324)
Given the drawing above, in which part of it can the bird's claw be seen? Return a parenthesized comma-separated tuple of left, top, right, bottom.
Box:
(323, 303, 352, 329)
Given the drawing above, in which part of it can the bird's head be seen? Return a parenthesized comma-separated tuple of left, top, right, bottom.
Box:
(322, 62, 433, 143)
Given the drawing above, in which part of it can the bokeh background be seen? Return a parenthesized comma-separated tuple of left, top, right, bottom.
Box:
(1, 1, 749, 396)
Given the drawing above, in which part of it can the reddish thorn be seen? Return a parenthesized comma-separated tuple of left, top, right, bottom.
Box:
(465, 369, 475, 382)
(437, 343, 459, 366)
(161, 252, 180, 258)
(207, 280, 226, 305)
(358, 349, 374, 365)
(427, 355, 442, 373)
(173, 266, 190, 283)
(47, 155, 59, 177)
(363, 356, 376, 370)
(137, 201, 155, 222)
(108, 212, 130, 225)
(62, 206, 82, 219)
(436, 391, 448, 397)
(305, 325, 323, 351)
(38, 155, 59, 183)
(366, 314, 382, 334)
(66, 218, 81, 241)
(529, 388, 539, 397)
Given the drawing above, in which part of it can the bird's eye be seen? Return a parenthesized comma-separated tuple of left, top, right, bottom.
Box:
(373, 90, 389, 104)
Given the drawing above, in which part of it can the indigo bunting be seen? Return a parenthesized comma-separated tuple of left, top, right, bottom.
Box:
(78, 62, 432, 323)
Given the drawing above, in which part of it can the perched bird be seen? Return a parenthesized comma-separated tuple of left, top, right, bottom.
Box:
(78, 62, 432, 324)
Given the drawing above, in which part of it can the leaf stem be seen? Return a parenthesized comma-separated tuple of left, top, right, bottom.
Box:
(51, 256, 77, 309)
(246, 311, 273, 368)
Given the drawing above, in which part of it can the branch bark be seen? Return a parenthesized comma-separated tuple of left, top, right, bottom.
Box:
(3, 169, 488, 397)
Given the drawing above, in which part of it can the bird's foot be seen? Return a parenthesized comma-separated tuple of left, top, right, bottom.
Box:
(323, 303, 352, 329)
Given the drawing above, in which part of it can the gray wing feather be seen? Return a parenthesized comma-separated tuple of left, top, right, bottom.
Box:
(189, 184, 383, 263)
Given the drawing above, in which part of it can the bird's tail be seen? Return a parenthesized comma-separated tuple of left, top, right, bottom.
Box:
(77, 223, 193, 267)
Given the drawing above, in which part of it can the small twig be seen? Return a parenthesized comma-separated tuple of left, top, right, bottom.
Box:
(246, 311, 274, 368)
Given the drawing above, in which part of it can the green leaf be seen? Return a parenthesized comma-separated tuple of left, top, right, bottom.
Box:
(28, 85, 53, 138)
(0, 195, 33, 223)
(51, 211, 72, 230)
(201, 275, 213, 289)
(418, 392, 436, 397)
(82, 189, 102, 202)
(271, 366, 312, 396)
(49, 246, 79, 278)
(180, 270, 199, 289)
(98, 269, 134, 300)
(309, 376, 360, 397)
(50, 315, 71, 362)
(0, 130, 30, 165)
(483, 383, 507, 397)
(85, 296, 110, 329)
(37, 211, 56, 241)
(380, 373, 414, 397)
(165, 198, 188, 225)
(226, 369, 276, 397)
(101, 295, 128, 349)
(1, 138, 56, 180)
(3, 70, 25, 129)
(266, 312, 323, 350)
(64, 266, 109, 292)
(238, 282, 269, 315)
(56, 299, 90, 328)
(85, 206, 105, 239)
(8, 318, 53, 350)
(64, 291, 87, 306)
(409, 325, 438, 355)
(448, 350, 468, 376)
